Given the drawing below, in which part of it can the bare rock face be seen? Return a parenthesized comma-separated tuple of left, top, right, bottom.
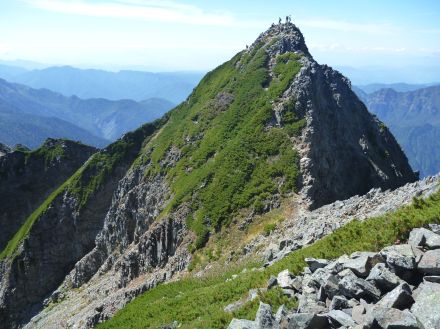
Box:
(0, 139, 97, 250)
(268, 27, 417, 208)
(299, 62, 418, 207)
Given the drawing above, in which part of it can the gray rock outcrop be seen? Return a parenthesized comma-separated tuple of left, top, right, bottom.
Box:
(0, 143, 10, 157)
(229, 225, 440, 329)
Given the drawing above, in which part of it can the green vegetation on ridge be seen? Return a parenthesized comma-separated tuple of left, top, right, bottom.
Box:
(0, 42, 304, 259)
(67, 120, 161, 208)
(97, 189, 440, 329)
(138, 44, 303, 248)
(23, 139, 85, 169)
(0, 121, 164, 260)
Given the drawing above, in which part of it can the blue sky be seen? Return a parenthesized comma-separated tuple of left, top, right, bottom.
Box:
(0, 0, 439, 74)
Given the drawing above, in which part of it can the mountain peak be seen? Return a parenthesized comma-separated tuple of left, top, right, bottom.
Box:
(250, 21, 310, 58)
(0, 22, 419, 329)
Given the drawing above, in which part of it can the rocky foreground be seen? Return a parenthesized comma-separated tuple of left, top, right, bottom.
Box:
(228, 225, 440, 329)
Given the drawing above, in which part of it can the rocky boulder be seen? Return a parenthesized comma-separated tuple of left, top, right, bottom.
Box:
(366, 263, 401, 292)
(365, 306, 423, 329)
(229, 225, 440, 329)
(417, 249, 440, 275)
(411, 281, 440, 329)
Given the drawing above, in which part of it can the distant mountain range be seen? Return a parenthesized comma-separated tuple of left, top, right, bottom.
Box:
(0, 111, 108, 148)
(337, 65, 440, 85)
(355, 82, 439, 94)
(0, 78, 174, 148)
(355, 85, 440, 177)
(0, 65, 204, 104)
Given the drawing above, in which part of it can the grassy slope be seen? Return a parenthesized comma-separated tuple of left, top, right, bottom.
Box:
(137, 44, 303, 249)
(97, 190, 440, 329)
(0, 121, 162, 260)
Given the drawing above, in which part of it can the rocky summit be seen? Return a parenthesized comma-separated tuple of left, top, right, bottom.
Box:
(0, 21, 421, 329)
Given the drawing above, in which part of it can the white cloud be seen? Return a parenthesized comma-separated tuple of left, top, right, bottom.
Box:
(21, 0, 262, 27)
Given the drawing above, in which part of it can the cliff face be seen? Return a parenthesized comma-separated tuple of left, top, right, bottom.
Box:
(293, 62, 417, 207)
(0, 139, 96, 251)
(0, 22, 418, 329)
(0, 124, 161, 328)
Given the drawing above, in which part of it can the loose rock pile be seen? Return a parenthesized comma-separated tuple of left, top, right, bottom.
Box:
(228, 225, 440, 329)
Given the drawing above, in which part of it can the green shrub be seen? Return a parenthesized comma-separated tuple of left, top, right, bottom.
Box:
(253, 199, 265, 214)
(285, 118, 306, 137)
(263, 223, 276, 236)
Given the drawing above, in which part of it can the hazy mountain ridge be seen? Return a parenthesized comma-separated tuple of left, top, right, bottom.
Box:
(0, 65, 204, 104)
(336, 65, 440, 86)
(355, 85, 440, 177)
(0, 110, 109, 148)
(0, 78, 174, 147)
(356, 82, 439, 94)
